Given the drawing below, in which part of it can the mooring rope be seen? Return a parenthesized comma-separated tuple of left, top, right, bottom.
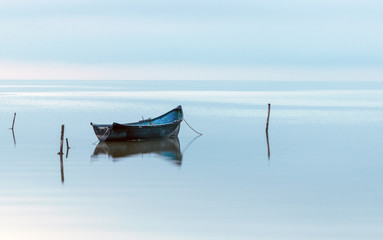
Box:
(99, 128, 110, 141)
(183, 118, 203, 135)
(182, 135, 202, 154)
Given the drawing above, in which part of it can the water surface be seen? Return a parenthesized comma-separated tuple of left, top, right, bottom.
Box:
(0, 80, 382, 240)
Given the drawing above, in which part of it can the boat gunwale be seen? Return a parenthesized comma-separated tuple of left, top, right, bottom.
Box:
(113, 119, 182, 128)
(91, 105, 183, 128)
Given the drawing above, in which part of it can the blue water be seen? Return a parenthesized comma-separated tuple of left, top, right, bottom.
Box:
(0, 80, 383, 240)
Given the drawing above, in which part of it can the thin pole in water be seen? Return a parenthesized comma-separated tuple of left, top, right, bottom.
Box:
(66, 138, 70, 150)
(56, 124, 65, 183)
(266, 103, 271, 133)
(265, 103, 271, 160)
(9, 113, 16, 130)
(65, 138, 70, 158)
(58, 124, 64, 155)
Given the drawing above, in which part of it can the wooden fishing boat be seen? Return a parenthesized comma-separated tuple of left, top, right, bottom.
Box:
(90, 105, 183, 141)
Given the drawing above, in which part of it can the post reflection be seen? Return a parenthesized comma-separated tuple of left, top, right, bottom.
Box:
(11, 129, 16, 146)
(92, 137, 183, 166)
(59, 154, 64, 183)
(266, 130, 271, 160)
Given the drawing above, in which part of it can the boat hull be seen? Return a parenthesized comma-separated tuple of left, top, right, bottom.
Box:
(96, 121, 181, 141)
(91, 106, 183, 141)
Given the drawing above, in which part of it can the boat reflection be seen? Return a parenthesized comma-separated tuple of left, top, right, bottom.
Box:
(92, 137, 183, 166)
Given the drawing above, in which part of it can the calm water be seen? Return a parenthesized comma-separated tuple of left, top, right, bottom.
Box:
(1, 80, 383, 240)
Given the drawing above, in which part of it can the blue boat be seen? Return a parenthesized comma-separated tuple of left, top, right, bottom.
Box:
(91, 105, 183, 141)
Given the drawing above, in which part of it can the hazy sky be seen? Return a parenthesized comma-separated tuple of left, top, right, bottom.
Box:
(0, 0, 382, 80)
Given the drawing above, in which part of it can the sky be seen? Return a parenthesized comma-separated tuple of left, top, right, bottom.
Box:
(0, 0, 382, 80)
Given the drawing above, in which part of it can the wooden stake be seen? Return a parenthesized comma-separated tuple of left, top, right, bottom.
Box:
(66, 138, 70, 150)
(265, 103, 271, 160)
(65, 138, 70, 158)
(266, 103, 271, 133)
(10, 113, 16, 129)
(58, 124, 64, 155)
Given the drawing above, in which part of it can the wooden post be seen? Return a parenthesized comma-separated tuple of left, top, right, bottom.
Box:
(266, 103, 271, 160)
(58, 124, 64, 155)
(266, 103, 271, 133)
(66, 138, 70, 150)
(65, 138, 70, 158)
(10, 113, 16, 129)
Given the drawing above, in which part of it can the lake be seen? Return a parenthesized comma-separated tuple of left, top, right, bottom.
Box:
(0, 80, 383, 240)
